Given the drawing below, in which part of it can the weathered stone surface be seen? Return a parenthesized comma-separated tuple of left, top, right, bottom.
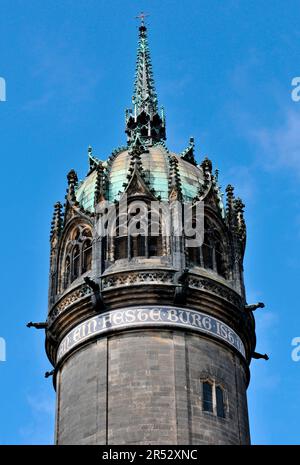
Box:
(56, 330, 250, 445)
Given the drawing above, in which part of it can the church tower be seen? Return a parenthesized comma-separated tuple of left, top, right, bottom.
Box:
(35, 20, 267, 445)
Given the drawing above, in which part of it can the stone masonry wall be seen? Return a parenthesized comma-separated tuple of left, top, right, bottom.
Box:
(55, 329, 250, 445)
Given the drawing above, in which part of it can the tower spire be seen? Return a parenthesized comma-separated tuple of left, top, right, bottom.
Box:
(133, 15, 158, 115)
(125, 17, 166, 146)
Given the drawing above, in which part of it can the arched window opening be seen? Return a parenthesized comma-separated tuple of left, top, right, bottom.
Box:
(101, 236, 107, 268)
(64, 255, 71, 288)
(114, 236, 128, 260)
(82, 240, 92, 273)
(60, 225, 93, 292)
(215, 241, 227, 278)
(112, 205, 166, 261)
(148, 208, 164, 257)
(202, 381, 213, 413)
(187, 245, 200, 265)
(114, 212, 129, 260)
(216, 386, 226, 418)
(186, 215, 202, 265)
(72, 245, 80, 280)
(128, 202, 147, 258)
(202, 239, 214, 270)
(194, 221, 229, 279)
(149, 235, 163, 257)
(51, 273, 57, 296)
(131, 234, 146, 258)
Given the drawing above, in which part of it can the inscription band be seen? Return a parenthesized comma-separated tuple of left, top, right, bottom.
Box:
(57, 306, 246, 362)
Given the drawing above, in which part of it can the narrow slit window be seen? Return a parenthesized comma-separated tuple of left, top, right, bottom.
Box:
(215, 242, 227, 278)
(149, 236, 163, 257)
(202, 381, 213, 413)
(131, 235, 146, 258)
(101, 236, 107, 266)
(202, 242, 213, 270)
(187, 245, 200, 265)
(115, 236, 128, 260)
(82, 240, 92, 273)
(72, 245, 80, 281)
(216, 386, 226, 418)
(64, 255, 71, 289)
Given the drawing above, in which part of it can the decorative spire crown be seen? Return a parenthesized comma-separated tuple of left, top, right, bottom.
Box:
(125, 17, 166, 146)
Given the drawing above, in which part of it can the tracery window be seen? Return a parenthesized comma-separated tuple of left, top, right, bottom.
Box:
(62, 225, 93, 291)
(187, 220, 228, 279)
(113, 203, 164, 260)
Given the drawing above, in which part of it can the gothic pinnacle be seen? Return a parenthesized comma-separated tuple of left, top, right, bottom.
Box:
(201, 157, 213, 176)
(168, 155, 182, 201)
(225, 184, 235, 225)
(94, 162, 106, 205)
(50, 201, 63, 240)
(234, 197, 246, 241)
(67, 169, 78, 186)
(66, 169, 78, 203)
(181, 137, 196, 166)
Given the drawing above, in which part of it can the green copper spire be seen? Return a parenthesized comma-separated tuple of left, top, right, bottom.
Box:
(133, 22, 158, 114)
(125, 20, 166, 146)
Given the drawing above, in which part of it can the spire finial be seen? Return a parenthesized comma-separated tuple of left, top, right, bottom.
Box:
(136, 12, 149, 28)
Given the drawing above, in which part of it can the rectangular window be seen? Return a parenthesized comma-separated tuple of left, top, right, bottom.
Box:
(202, 382, 213, 413)
(216, 386, 226, 418)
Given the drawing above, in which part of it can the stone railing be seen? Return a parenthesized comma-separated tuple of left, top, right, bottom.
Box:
(47, 269, 242, 327)
(48, 284, 92, 326)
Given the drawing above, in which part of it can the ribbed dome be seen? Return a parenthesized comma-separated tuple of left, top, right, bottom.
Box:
(75, 143, 204, 212)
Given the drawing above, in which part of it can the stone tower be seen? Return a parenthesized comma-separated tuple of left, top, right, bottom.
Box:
(38, 21, 266, 445)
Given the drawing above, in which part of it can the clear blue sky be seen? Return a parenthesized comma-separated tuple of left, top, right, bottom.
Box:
(0, 0, 299, 445)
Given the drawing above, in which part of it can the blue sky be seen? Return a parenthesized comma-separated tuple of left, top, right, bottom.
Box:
(0, 0, 299, 444)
